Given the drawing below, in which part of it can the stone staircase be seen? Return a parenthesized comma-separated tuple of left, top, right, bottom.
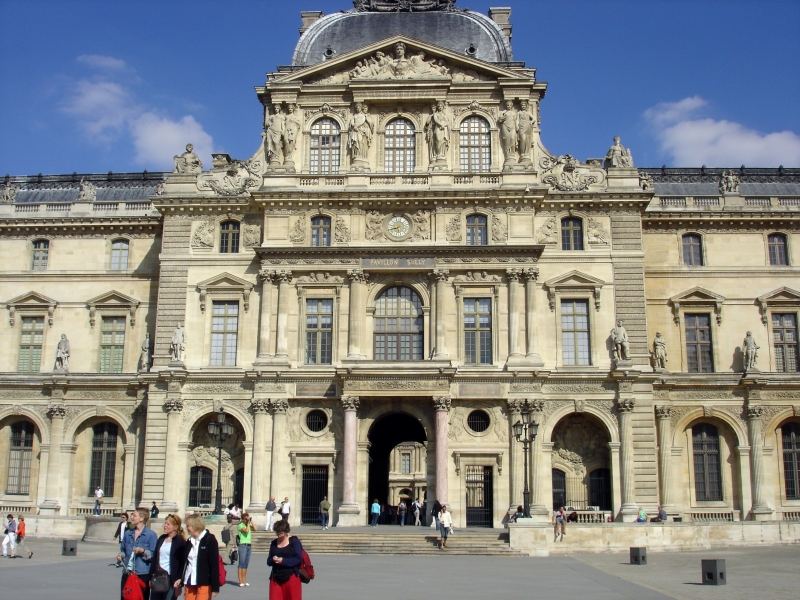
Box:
(249, 527, 523, 556)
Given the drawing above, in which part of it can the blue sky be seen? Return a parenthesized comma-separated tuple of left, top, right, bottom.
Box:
(1, 0, 799, 175)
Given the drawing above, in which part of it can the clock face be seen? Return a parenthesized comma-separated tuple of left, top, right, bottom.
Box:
(386, 215, 411, 239)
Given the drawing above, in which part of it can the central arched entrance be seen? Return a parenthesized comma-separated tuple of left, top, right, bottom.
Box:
(367, 411, 427, 524)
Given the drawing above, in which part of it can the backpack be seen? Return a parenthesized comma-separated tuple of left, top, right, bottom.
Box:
(291, 536, 315, 584)
(217, 553, 227, 588)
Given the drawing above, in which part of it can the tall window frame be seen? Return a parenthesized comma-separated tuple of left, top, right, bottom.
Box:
(772, 312, 799, 373)
(18, 316, 44, 373)
(768, 233, 789, 266)
(466, 214, 488, 246)
(560, 299, 591, 366)
(109, 239, 129, 270)
(210, 300, 239, 367)
(374, 286, 424, 361)
(384, 118, 416, 173)
(459, 116, 491, 172)
(682, 233, 704, 266)
(692, 423, 723, 502)
(219, 220, 240, 254)
(305, 298, 334, 365)
(188, 466, 213, 507)
(6, 421, 34, 495)
(783, 422, 800, 500)
(311, 216, 332, 247)
(31, 239, 49, 271)
(463, 297, 492, 365)
(310, 118, 341, 174)
(685, 313, 714, 373)
(561, 217, 584, 251)
(89, 422, 118, 496)
(99, 316, 126, 373)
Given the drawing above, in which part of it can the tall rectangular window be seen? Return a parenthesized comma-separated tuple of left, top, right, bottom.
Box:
(682, 233, 704, 266)
(99, 317, 126, 373)
(401, 453, 412, 475)
(90, 423, 118, 496)
(110, 239, 129, 270)
(464, 298, 492, 365)
(773, 313, 799, 373)
(18, 316, 44, 373)
(32, 239, 49, 271)
(6, 422, 34, 495)
(561, 300, 590, 365)
(693, 424, 722, 501)
(685, 313, 714, 373)
(210, 301, 239, 366)
(305, 298, 333, 365)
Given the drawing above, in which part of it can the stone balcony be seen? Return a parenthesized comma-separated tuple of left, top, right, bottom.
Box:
(0, 200, 160, 220)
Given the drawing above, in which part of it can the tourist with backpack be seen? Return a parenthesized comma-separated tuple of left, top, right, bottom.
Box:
(268, 519, 309, 599)
(176, 514, 221, 600)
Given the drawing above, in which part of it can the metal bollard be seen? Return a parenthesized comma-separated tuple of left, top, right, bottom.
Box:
(62, 539, 78, 556)
(629, 546, 647, 565)
(701, 559, 726, 585)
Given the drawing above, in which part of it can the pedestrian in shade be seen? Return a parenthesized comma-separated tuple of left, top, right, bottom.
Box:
(319, 496, 331, 530)
(370, 499, 381, 526)
(265, 497, 277, 531)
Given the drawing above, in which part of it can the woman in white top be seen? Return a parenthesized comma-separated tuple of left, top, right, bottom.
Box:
(150, 514, 187, 600)
(438, 505, 453, 549)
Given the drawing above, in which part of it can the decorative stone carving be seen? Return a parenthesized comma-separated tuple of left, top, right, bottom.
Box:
(264, 104, 285, 167)
(191, 220, 215, 249)
(347, 102, 375, 170)
(289, 218, 306, 243)
(610, 320, 630, 362)
(197, 159, 261, 195)
(424, 101, 451, 170)
(497, 99, 518, 169)
(455, 271, 502, 283)
(536, 216, 557, 244)
(616, 398, 636, 413)
(46, 403, 67, 419)
(173, 143, 203, 174)
(587, 218, 609, 245)
(139, 333, 151, 372)
(652, 332, 668, 370)
(340, 396, 360, 411)
(77, 178, 96, 203)
(720, 170, 740, 194)
(170, 324, 186, 362)
(432, 396, 451, 411)
(282, 104, 302, 171)
(53, 334, 70, 373)
(347, 269, 369, 284)
(604, 136, 634, 168)
(655, 405, 672, 420)
(445, 215, 462, 241)
(639, 171, 653, 191)
(353, 1, 459, 12)
(297, 272, 344, 284)
(334, 217, 351, 243)
(365, 210, 384, 241)
(490, 215, 507, 242)
(269, 398, 289, 414)
(249, 399, 270, 414)
(743, 331, 760, 372)
(746, 405, 763, 420)
(1, 182, 17, 204)
(242, 224, 261, 248)
(163, 398, 184, 413)
(410, 210, 431, 241)
(517, 99, 535, 167)
(540, 155, 601, 192)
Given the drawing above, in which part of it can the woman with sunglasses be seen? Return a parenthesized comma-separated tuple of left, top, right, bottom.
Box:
(150, 514, 188, 600)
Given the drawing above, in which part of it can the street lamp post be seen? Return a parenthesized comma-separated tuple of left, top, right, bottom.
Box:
(208, 407, 234, 515)
(513, 409, 539, 518)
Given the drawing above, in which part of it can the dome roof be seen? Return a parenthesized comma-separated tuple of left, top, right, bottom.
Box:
(292, 9, 513, 67)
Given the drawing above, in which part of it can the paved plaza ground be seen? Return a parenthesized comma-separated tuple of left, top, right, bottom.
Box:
(0, 539, 797, 600)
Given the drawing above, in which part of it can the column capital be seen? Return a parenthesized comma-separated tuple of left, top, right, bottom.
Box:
(340, 395, 360, 411)
(46, 403, 66, 419)
(655, 405, 672, 420)
(507, 398, 523, 416)
(163, 398, 184, 413)
(616, 398, 636, 413)
(505, 268, 523, 282)
(747, 404, 764, 420)
(269, 398, 289, 414)
(257, 267, 272, 283)
(347, 269, 369, 283)
(273, 270, 293, 284)
(432, 396, 451, 411)
(249, 399, 271, 414)
(521, 267, 539, 281)
(430, 269, 449, 282)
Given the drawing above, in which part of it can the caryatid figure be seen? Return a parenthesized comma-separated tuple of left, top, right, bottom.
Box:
(282, 104, 302, 170)
(516, 99, 535, 167)
(497, 99, 518, 168)
(264, 104, 285, 166)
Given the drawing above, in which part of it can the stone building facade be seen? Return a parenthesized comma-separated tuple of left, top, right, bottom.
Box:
(1, 1, 799, 530)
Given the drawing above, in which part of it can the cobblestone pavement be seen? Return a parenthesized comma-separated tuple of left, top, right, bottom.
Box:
(0, 539, 795, 600)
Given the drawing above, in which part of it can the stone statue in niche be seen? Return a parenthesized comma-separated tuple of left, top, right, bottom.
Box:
(77, 178, 96, 202)
(281, 104, 302, 172)
(720, 170, 740, 194)
(53, 334, 70, 373)
(743, 330, 760, 372)
(139, 333, 151, 372)
(1, 182, 17, 203)
(264, 103, 285, 168)
(610, 320, 630, 362)
(516, 99, 535, 167)
(639, 171, 653, 191)
(603, 136, 634, 168)
(652, 332, 667, 370)
(173, 143, 203, 174)
(497, 99, 518, 169)
(170, 324, 186, 363)
(347, 102, 375, 171)
(424, 101, 451, 169)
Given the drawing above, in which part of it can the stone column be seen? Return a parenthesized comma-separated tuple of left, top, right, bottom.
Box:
(617, 398, 638, 520)
(522, 269, 544, 365)
(747, 405, 773, 519)
(507, 399, 523, 507)
(274, 271, 292, 360)
(255, 267, 273, 362)
(506, 269, 525, 365)
(528, 399, 548, 519)
(433, 396, 451, 505)
(655, 406, 674, 512)
(122, 444, 137, 510)
(39, 403, 66, 515)
(337, 396, 361, 526)
(346, 270, 368, 360)
(160, 398, 183, 511)
(247, 399, 271, 513)
(268, 398, 289, 504)
(431, 270, 450, 360)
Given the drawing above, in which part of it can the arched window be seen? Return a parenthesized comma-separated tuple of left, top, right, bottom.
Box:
(682, 233, 704, 266)
(310, 118, 341, 174)
(32, 239, 49, 271)
(89, 422, 118, 496)
(783, 422, 800, 500)
(189, 466, 213, 507)
(6, 421, 34, 495)
(692, 423, 722, 501)
(466, 214, 488, 246)
(459, 116, 491, 172)
(311, 215, 332, 247)
(110, 239, 129, 270)
(374, 286, 423, 361)
(552, 468, 566, 510)
(220, 220, 240, 254)
(384, 118, 416, 173)
(768, 233, 789, 266)
(561, 217, 584, 250)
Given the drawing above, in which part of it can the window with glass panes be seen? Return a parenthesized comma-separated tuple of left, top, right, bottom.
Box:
(18, 316, 44, 373)
(768, 233, 788, 265)
(783, 422, 800, 500)
(693, 423, 722, 501)
(466, 214, 488, 246)
(561, 217, 584, 250)
(561, 300, 590, 365)
(305, 298, 333, 364)
(210, 301, 239, 366)
(773, 313, 798, 372)
(374, 286, 423, 361)
(682, 233, 704, 266)
(311, 216, 332, 247)
(384, 118, 415, 173)
(99, 317, 126, 373)
(89, 422, 118, 496)
(6, 422, 34, 495)
(464, 298, 492, 364)
(189, 466, 213, 506)
(32, 239, 49, 271)
(401, 453, 412, 474)
(310, 118, 341, 174)
(110, 239, 129, 270)
(685, 313, 714, 373)
(219, 221, 240, 254)
(459, 116, 491, 172)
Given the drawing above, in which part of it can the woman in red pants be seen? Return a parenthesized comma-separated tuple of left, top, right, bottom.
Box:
(267, 519, 303, 600)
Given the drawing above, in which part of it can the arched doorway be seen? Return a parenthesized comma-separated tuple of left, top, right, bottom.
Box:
(367, 412, 427, 524)
(187, 413, 246, 510)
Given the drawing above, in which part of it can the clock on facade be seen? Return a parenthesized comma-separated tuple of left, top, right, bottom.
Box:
(386, 215, 411, 240)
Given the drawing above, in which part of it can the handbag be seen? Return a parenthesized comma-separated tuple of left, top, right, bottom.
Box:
(150, 569, 170, 594)
(122, 555, 146, 600)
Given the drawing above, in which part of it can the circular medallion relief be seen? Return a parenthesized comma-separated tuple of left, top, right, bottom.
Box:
(467, 410, 491, 433)
(386, 215, 411, 240)
(306, 409, 329, 433)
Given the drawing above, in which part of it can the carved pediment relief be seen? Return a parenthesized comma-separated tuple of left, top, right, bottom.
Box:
(539, 154, 606, 192)
(196, 273, 254, 312)
(757, 287, 800, 324)
(197, 158, 263, 196)
(86, 291, 141, 327)
(543, 270, 605, 311)
(669, 286, 725, 324)
(5, 291, 58, 326)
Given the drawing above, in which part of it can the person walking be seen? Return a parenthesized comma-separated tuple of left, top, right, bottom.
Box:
(319, 497, 331, 530)
(280, 497, 291, 522)
(267, 519, 304, 600)
(553, 506, 566, 541)
(236, 513, 254, 587)
(431, 499, 442, 529)
(150, 502, 160, 520)
(265, 497, 277, 531)
(438, 505, 453, 549)
(2, 514, 17, 558)
(149, 514, 188, 600)
(15, 515, 32, 559)
(176, 514, 221, 600)
(412, 499, 421, 526)
(93, 485, 104, 516)
(398, 500, 407, 526)
(117, 507, 158, 597)
(369, 499, 380, 527)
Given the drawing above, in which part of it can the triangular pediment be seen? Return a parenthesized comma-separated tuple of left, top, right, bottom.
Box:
(670, 286, 725, 304)
(5, 291, 58, 308)
(758, 287, 800, 304)
(196, 273, 254, 292)
(276, 35, 527, 85)
(86, 290, 140, 309)
(544, 270, 605, 290)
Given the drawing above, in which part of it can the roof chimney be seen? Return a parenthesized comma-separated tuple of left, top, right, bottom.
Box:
(488, 7, 512, 45)
(299, 11, 324, 34)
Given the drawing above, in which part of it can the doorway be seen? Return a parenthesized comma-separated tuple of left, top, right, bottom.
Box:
(552, 468, 566, 510)
(465, 465, 493, 527)
(301, 465, 329, 525)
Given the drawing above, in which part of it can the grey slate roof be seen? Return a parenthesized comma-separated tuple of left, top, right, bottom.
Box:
(3, 173, 166, 204)
(640, 168, 800, 197)
(292, 10, 512, 66)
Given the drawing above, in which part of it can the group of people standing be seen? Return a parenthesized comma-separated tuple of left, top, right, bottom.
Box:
(2, 513, 32, 559)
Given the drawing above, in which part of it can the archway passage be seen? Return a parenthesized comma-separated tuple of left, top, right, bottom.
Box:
(367, 411, 426, 524)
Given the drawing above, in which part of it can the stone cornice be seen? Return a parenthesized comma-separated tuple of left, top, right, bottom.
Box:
(255, 243, 544, 263)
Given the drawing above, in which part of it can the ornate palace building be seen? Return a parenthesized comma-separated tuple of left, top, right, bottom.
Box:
(1, 1, 799, 533)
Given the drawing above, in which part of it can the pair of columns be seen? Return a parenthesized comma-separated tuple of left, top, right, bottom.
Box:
(256, 269, 292, 363)
(506, 268, 543, 366)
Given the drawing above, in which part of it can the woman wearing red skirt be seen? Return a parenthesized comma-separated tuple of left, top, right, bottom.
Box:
(267, 519, 303, 600)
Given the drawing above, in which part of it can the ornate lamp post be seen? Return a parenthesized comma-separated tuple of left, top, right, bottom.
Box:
(208, 407, 234, 515)
(513, 409, 539, 518)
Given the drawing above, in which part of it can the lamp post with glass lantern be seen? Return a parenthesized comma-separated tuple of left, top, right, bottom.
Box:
(208, 407, 234, 515)
(513, 409, 539, 518)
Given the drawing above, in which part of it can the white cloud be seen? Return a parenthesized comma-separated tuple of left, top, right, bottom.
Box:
(77, 54, 128, 71)
(645, 97, 800, 166)
(61, 80, 134, 140)
(130, 112, 213, 169)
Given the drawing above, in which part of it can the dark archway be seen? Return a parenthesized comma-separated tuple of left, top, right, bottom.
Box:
(367, 411, 426, 523)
